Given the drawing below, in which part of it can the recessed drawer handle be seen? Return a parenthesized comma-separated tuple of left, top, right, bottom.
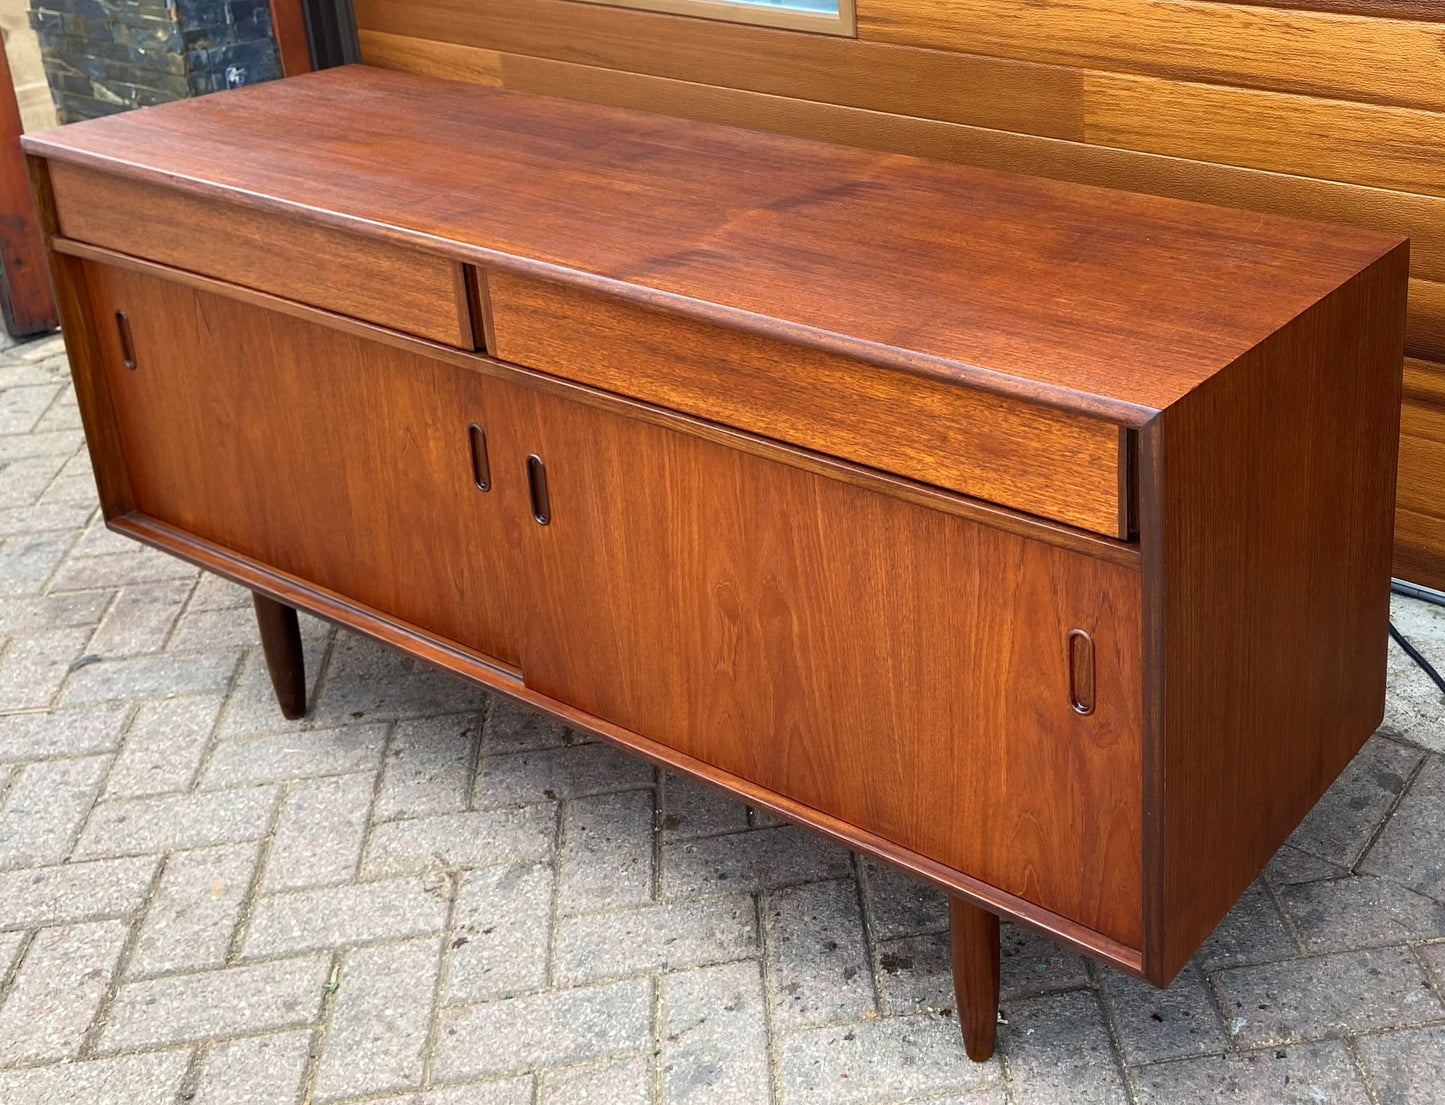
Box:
(1068, 629, 1095, 716)
(527, 454, 551, 525)
(116, 310, 137, 370)
(468, 424, 491, 491)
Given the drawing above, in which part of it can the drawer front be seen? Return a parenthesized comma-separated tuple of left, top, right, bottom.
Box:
(507, 382, 1146, 948)
(487, 271, 1130, 537)
(50, 161, 476, 348)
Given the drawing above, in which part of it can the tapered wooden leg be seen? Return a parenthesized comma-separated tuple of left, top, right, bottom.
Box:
(253, 592, 307, 720)
(949, 896, 1001, 1061)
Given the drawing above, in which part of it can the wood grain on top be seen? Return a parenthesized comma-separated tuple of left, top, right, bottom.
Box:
(22, 64, 1402, 421)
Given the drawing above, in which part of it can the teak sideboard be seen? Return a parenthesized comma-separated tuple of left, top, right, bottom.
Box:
(23, 64, 1408, 1061)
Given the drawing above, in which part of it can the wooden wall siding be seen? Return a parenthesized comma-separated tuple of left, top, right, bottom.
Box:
(352, 0, 1445, 588)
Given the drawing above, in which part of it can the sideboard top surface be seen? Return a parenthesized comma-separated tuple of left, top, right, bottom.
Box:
(24, 64, 1404, 421)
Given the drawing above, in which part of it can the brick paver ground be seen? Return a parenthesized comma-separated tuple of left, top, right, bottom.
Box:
(1, 329, 1444, 1104)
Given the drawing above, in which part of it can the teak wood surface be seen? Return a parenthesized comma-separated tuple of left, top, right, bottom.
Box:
(23, 65, 1409, 1051)
(20, 64, 1401, 424)
(349, 0, 1445, 590)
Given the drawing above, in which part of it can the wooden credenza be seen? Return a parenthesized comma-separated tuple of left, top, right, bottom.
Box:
(24, 65, 1408, 1061)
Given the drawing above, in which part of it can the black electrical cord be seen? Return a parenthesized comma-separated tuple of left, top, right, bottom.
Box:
(1387, 617, 1445, 699)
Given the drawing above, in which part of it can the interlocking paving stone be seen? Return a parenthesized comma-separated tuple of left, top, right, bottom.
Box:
(190, 1028, 313, 1105)
(540, 1058, 650, 1104)
(59, 648, 239, 706)
(447, 861, 552, 1003)
(202, 722, 388, 787)
(86, 578, 193, 655)
(0, 919, 127, 1064)
(377, 713, 481, 820)
(1265, 843, 1350, 886)
(1361, 758, 1445, 902)
(74, 785, 280, 859)
(858, 856, 948, 940)
(558, 790, 656, 913)
(243, 877, 450, 958)
(100, 694, 223, 799)
(363, 805, 558, 879)
(1357, 1024, 1445, 1105)
(1288, 735, 1423, 867)
(1133, 1040, 1372, 1104)
(660, 773, 750, 844)
(0, 754, 109, 868)
(0, 533, 71, 596)
(1003, 990, 1128, 1105)
(778, 1010, 1000, 1105)
(768, 878, 874, 1028)
(261, 771, 376, 892)
(47, 545, 197, 592)
(481, 696, 571, 755)
(100, 954, 331, 1050)
(873, 928, 956, 1017)
(1420, 941, 1445, 995)
(313, 937, 442, 1101)
(1193, 881, 1299, 972)
(127, 842, 259, 976)
(476, 743, 654, 809)
(0, 384, 61, 435)
(0, 929, 23, 976)
(1215, 946, 1443, 1047)
(663, 825, 854, 900)
(1280, 875, 1445, 953)
(0, 1049, 192, 1105)
(0, 855, 158, 929)
(432, 978, 653, 1081)
(557, 894, 757, 987)
(662, 960, 770, 1105)
(1101, 961, 1229, 1065)
(0, 626, 93, 709)
(1000, 922, 1092, 1000)
(0, 589, 110, 634)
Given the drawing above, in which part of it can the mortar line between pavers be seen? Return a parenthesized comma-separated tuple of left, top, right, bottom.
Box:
(176, 1041, 211, 1105)
(1350, 746, 1432, 873)
(755, 886, 788, 1105)
(69, 699, 139, 835)
(1260, 870, 1310, 958)
(299, 950, 345, 1105)
(24, 385, 77, 450)
(78, 585, 123, 663)
(1412, 940, 1445, 1002)
(48, 749, 117, 867)
(78, 854, 168, 1058)
(223, 826, 281, 968)
(352, 721, 399, 889)
(418, 868, 462, 1092)
(157, 571, 207, 655)
(34, 526, 83, 598)
(0, 929, 37, 1012)
(1088, 958, 1144, 1105)
(1345, 1033, 1387, 1105)
(648, 946, 664, 1105)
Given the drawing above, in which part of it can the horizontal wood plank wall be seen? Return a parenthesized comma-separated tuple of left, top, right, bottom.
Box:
(352, 0, 1445, 584)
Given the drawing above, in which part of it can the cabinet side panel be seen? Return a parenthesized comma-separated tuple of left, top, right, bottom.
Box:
(1148, 243, 1409, 982)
